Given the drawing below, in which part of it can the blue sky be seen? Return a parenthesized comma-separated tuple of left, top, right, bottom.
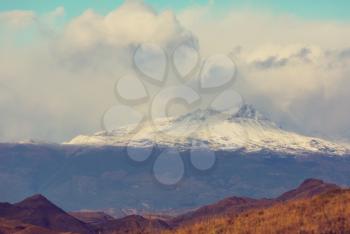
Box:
(1, 0, 350, 21)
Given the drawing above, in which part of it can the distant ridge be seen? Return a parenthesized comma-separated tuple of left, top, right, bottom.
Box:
(69, 211, 115, 226)
(97, 215, 171, 234)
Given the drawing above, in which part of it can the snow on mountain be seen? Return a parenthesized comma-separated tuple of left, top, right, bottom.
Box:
(65, 105, 350, 155)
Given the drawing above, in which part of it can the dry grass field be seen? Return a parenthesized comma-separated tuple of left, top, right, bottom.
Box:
(167, 189, 350, 234)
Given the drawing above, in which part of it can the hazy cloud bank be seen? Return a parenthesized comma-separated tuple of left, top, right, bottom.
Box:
(0, 0, 350, 142)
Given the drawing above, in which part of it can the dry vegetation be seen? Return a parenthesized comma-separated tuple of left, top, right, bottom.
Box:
(0, 218, 63, 234)
(166, 189, 350, 234)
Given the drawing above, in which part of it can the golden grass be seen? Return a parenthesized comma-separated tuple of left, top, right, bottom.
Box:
(166, 189, 350, 234)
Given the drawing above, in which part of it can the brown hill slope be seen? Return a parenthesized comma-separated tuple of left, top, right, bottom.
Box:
(0, 194, 93, 234)
(169, 196, 273, 227)
(168, 188, 350, 234)
(0, 217, 63, 234)
(277, 178, 340, 201)
(170, 178, 340, 227)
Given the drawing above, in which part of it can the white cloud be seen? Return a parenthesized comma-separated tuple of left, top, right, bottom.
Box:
(0, 1, 350, 142)
(176, 4, 350, 140)
(0, 1, 196, 142)
(49, 6, 65, 18)
(0, 10, 36, 27)
(61, 0, 191, 51)
(235, 45, 350, 140)
(178, 6, 350, 54)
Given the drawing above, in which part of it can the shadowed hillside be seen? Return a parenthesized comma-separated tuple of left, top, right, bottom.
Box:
(0, 194, 93, 234)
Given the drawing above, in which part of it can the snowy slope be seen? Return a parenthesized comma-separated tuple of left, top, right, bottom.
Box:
(65, 105, 349, 155)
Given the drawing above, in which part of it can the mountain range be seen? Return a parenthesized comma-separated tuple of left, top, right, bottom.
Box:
(0, 178, 348, 234)
(66, 105, 349, 155)
(1, 105, 350, 215)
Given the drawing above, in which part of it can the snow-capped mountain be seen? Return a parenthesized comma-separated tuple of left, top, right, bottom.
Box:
(66, 105, 349, 155)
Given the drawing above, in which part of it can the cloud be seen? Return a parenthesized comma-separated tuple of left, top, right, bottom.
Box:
(338, 48, 350, 59)
(61, 0, 192, 50)
(0, 1, 196, 142)
(253, 56, 288, 69)
(178, 6, 350, 55)
(176, 4, 350, 140)
(0, 10, 36, 27)
(250, 47, 313, 69)
(49, 6, 65, 18)
(0, 1, 350, 142)
(238, 45, 350, 139)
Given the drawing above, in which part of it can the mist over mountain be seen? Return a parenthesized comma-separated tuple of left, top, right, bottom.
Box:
(67, 104, 349, 155)
(1, 0, 350, 143)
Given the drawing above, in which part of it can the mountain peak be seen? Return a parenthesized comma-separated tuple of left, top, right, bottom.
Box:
(15, 194, 58, 210)
(25, 194, 47, 200)
(231, 104, 267, 120)
(65, 103, 349, 155)
(277, 178, 340, 201)
(18, 194, 48, 202)
(299, 178, 325, 187)
(173, 104, 269, 123)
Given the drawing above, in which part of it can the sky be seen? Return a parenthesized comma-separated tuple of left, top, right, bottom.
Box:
(1, 0, 350, 21)
(0, 0, 350, 143)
